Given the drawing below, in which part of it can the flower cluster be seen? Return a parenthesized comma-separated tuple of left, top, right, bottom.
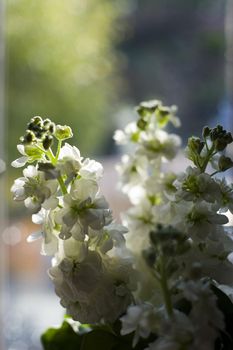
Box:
(11, 105, 233, 350)
(11, 117, 136, 324)
(116, 101, 233, 349)
(114, 100, 182, 299)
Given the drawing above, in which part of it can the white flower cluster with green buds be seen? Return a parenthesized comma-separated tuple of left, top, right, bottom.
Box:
(116, 101, 233, 349)
(11, 105, 233, 350)
(11, 116, 136, 324)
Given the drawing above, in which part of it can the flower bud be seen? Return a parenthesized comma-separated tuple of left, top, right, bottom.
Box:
(142, 247, 156, 267)
(31, 116, 42, 125)
(55, 125, 73, 140)
(218, 155, 233, 172)
(158, 106, 170, 117)
(214, 138, 227, 151)
(137, 100, 160, 117)
(188, 137, 204, 155)
(43, 135, 53, 150)
(137, 118, 147, 130)
(202, 126, 211, 138)
(21, 130, 35, 144)
(43, 118, 52, 129)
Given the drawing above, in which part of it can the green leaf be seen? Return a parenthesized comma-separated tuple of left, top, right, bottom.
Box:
(81, 329, 118, 350)
(41, 321, 83, 350)
(215, 330, 233, 350)
(211, 285, 233, 337)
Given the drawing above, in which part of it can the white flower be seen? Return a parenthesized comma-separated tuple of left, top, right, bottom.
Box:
(88, 223, 128, 254)
(180, 280, 224, 350)
(116, 154, 148, 193)
(57, 143, 83, 178)
(138, 129, 181, 161)
(172, 201, 228, 241)
(124, 197, 157, 253)
(79, 158, 103, 181)
(28, 208, 59, 256)
(174, 166, 221, 203)
(11, 144, 29, 168)
(11, 165, 58, 213)
(55, 178, 112, 239)
(113, 122, 139, 145)
(217, 178, 233, 213)
(49, 250, 134, 323)
(120, 304, 155, 346)
(11, 177, 27, 201)
(146, 309, 193, 350)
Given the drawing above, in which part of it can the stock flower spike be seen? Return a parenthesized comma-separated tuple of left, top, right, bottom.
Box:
(11, 104, 233, 350)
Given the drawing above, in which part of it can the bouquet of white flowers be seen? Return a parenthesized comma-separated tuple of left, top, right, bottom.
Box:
(11, 101, 233, 350)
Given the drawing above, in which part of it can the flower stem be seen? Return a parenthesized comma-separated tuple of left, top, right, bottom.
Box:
(55, 140, 62, 162)
(200, 144, 215, 173)
(58, 176, 67, 195)
(159, 255, 173, 318)
(47, 147, 67, 195)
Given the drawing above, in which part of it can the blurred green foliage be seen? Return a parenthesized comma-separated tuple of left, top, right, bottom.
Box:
(6, 0, 123, 162)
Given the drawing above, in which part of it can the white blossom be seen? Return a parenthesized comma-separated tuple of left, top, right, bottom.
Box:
(11, 165, 58, 212)
(49, 250, 134, 323)
(28, 208, 59, 256)
(180, 280, 224, 350)
(55, 178, 112, 240)
(174, 166, 221, 203)
(120, 303, 155, 346)
(113, 122, 139, 145)
(137, 129, 181, 161)
(147, 310, 194, 350)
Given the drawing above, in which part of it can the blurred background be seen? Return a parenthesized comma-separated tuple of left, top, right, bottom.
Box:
(1, 0, 233, 348)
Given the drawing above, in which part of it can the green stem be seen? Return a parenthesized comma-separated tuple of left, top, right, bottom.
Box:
(47, 147, 67, 195)
(58, 176, 67, 195)
(47, 148, 56, 165)
(55, 140, 62, 162)
(199, 144, 215, 173)
(159, 254, 173, 318)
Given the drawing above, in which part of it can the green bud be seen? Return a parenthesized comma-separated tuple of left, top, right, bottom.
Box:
(55, 124, 73, 140)
(136, 100, 160, 117)
(162, 242, 176, 256)
(188, 137, 204, 155)
(210, 128, 220, 141)
(42, 135, 53, 150)
(218, 155, 233, 172)
(43, 118, 52, 129)
(22, 130, 35, 144)
(202, 126, 211, 138)
(225, 132, 233, 145)
(142, 247, 156, 268)
(150, 225, 184, 244)
(49, 122, 55, 134)
(214, 138, 227, 151)
(137, 118, 147, 130)
(27, 122, 36, 131)
(130, 131, 140, 143)
(31, 116, 42, 125)
(158, 106, 170, 117)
